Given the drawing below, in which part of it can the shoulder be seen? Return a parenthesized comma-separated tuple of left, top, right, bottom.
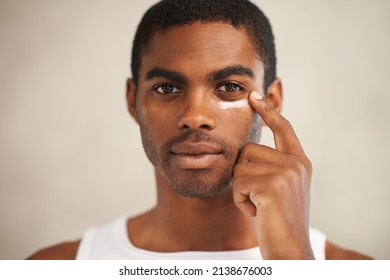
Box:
(325, 240, 373, 260)
(26, 240, 80, 260)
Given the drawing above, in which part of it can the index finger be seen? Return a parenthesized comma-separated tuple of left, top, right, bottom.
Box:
(249, 90, 304, 156)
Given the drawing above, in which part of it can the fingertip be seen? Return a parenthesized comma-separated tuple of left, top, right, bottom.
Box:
(249, 91, 264, 101)
(249, 91, 266, 115)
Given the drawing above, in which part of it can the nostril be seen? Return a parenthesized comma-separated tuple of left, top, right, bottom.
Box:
(199, 124, 211, 130)
(178, 115, 216, 131)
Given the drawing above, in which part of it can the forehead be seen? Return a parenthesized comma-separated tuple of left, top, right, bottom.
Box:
(139, 22, 264, 83)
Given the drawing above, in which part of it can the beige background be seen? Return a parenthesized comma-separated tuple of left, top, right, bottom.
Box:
(1, 0, 389, 259)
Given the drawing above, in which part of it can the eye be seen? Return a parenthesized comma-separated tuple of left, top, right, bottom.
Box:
(153, 84, 181, 94)
(216, 82, 244, 93)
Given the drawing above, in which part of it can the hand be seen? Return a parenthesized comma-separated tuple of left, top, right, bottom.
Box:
(232, 91, 314, 259)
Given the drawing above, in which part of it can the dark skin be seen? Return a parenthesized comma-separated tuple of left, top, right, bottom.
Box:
(27, 22, 372, 260)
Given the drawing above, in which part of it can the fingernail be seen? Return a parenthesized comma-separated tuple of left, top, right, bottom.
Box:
(250, 91, 263, 101)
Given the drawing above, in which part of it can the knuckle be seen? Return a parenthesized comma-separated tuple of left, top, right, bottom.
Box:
(283, 166, 297, 181)
(269, 175, 286, 196)
(239, 143, 258, 159)
(295, 157, 312, 177)
(305, 158, 313, 173)
(285, 159, 312, 184)
(290, 157, 311, 174)
(291, 159, 304, 173)
(280, 118, 294, 134)
(250, 192, 263, 208)
(264, 101, 275, 112)
(242, 143, 257, 153)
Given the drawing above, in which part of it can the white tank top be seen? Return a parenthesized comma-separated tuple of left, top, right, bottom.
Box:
(76, 216, 326, 260)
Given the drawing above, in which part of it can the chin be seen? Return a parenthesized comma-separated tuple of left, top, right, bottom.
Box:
(169, 174, 232, 198)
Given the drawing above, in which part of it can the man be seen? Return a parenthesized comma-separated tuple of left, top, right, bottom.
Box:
(28, 0, 371, 259)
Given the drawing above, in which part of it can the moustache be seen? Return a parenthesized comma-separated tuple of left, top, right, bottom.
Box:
(162, 130, 231, 155)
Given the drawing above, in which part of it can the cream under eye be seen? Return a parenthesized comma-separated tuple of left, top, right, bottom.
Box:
(214, 82, 249, 109)
(217, 99, 249, 110)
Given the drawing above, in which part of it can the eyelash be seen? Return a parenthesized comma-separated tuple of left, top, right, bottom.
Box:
(151, 82, 245, 95)
(215, 82, 245, 94)
(152, 84, 181, 94)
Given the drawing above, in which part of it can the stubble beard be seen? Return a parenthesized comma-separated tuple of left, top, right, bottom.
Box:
(139, 113, 261, 198)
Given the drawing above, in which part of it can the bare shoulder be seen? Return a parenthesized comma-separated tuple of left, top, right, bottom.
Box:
(26, 240, 80, 260)
(325, 240, 373, 260)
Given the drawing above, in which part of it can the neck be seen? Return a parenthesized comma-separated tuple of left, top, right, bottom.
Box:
(128, 170, 257, 252)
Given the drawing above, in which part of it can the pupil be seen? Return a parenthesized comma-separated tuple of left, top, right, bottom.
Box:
(226, 84, 236, 92)
(162, 85, 173, 93)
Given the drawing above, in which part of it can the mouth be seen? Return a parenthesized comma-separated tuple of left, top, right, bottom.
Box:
(171, 142, 223, 170)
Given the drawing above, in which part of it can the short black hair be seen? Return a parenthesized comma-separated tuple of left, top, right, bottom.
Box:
(131, 0, 276, 93)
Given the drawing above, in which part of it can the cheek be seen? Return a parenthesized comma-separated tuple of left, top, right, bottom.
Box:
(137, 100, 175, 134)
(217, 107, 256, 140)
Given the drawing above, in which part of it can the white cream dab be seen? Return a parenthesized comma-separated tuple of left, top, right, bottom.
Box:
(217, 99, 249, 110)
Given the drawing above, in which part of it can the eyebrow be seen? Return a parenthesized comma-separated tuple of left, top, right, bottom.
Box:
(208, 65, 255, 81)
(145, 67, 189, 85)
(144, 64, 255, 85)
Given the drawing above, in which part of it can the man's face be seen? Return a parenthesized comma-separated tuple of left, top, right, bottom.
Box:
(131, 22, 265, 198)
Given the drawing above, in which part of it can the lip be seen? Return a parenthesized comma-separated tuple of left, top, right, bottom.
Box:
(171, 142, 222, 155)
(171, 142, 223, 169)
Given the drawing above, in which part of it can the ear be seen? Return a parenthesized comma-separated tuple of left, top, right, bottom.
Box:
(126, 78, 139, 124)
(266, 77, 283, 113)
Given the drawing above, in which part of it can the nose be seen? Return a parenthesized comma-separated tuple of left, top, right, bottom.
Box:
(177, 92, 216, 131)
